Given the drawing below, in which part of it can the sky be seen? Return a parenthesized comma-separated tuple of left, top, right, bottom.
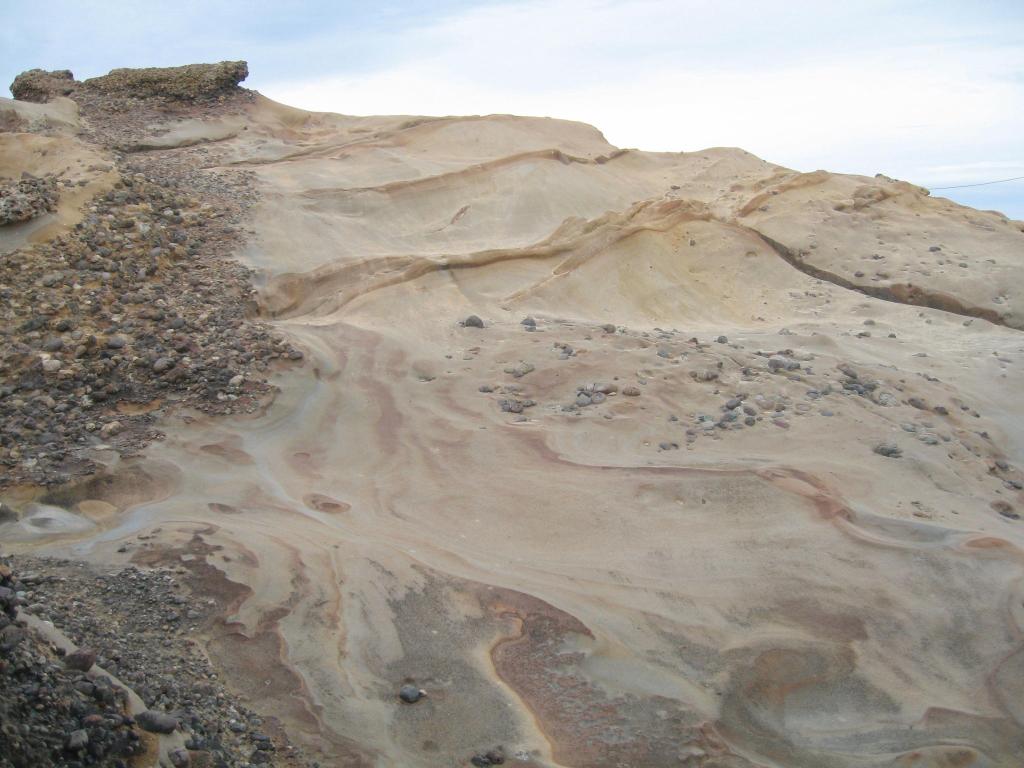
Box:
(2, 0, 1022, 217)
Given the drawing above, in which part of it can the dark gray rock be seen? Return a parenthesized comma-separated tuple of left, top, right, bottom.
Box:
(873, 442, 902, 458)
(136, 709, 179, 734)
(65, 729, 88, 750)
(399, 684, 425, 703)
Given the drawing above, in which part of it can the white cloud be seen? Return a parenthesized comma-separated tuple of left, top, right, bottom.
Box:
(920, 161, 1024, 185)
(260, 0, 1023, 201)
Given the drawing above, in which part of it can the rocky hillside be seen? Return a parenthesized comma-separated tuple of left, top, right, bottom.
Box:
(2, 62, 1023, 768)
(0, 63, 300, 489)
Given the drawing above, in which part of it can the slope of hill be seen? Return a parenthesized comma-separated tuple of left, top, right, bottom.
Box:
(1, 63, 1023, 768)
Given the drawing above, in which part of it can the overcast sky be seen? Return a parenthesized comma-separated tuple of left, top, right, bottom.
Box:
(3, 0, 1022, 217)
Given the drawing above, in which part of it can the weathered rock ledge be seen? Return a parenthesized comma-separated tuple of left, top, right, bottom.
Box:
(10, 61, 249, 104)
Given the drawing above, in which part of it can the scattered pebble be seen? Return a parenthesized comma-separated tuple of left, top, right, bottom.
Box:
(399, 684, 426, 703)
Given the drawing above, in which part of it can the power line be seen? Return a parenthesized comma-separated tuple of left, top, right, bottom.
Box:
(930, 175, 1024, 190)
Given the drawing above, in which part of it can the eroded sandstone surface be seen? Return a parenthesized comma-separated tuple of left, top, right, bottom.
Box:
(1, 63, 1023, 768)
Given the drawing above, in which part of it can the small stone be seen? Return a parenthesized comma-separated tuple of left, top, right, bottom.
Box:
(621, 386, 641, 397)
(152, 356, 174, 373)
(100, 420, 123, 438)
(471, 748, 506, 766)
(504, 362, 534, 378)
(399, 684, 425, 703)
(768, 355, 800, 372)
(64, 647, 97, 671)
(463, 315, 484, 328)
(136, 710, 179, 734)
(716, 335, 728, 344)
(991, 501, 1018, 520)
(65, 729, 88, 750)
(520, 316, 536, 327)
(106, 334, 127, 349)
(873, 442, 902, 458)
(690, 368, 719, 382)
(169, 748, 191, 767)
(601, 323, 616, 333)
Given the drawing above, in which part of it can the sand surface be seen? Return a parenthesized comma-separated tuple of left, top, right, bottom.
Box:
(4, 94, 1024, 767)
(0, 95, 118, 253)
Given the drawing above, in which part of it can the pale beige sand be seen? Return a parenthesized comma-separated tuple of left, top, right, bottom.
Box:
(4, 95, 1024, 767)
(0, 96, 117, 253)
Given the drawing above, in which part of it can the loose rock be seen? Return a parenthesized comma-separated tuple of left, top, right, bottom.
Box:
(399, 684, 425, 703)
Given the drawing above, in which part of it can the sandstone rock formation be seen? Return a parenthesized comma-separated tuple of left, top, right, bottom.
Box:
(2, 62, 1023, 768)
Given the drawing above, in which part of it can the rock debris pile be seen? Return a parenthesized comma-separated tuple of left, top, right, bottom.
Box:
(1, 172, 301, 488)
(5, 555, 304, 767)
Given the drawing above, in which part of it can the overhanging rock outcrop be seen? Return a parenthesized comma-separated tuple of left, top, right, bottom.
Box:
(81, 61, 248, 100)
